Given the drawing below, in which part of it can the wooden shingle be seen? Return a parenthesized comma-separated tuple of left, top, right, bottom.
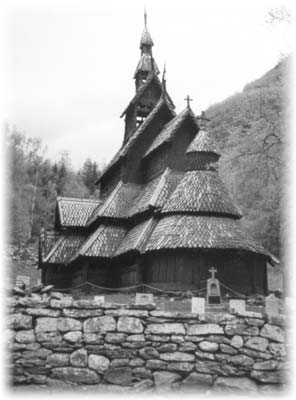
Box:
(162, 171, 242, 218)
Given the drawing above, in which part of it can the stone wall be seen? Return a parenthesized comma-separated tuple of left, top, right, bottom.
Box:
(7, 292, 288, 394)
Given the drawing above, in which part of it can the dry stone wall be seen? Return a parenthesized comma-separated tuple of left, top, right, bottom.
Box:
(7, 292, 288, 394)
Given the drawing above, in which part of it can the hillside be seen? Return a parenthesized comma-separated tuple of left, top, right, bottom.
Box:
(206, 58, 289, 261)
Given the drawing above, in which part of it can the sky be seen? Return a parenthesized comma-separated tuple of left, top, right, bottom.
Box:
(2, 0, 293, 170)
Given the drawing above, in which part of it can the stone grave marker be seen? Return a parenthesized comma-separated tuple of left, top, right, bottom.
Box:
(135, 293, 154, 305)
(94, 296, 105, 303)
(229, 299, 246, 314)
(16, 275, 30, 289)
(265, 293, 280, 317)
(206, 267, 221, 305)
(191, 297, 205, 315)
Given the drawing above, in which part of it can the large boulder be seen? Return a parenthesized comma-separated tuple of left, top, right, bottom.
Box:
(153, 371, 181, 387)
(51, 367, 100, 384)
(187, 324, 223, 336)
(159, 352, 195, 362)
(245, 336, 269, 352)
(9, 314, 32, 330)
(104, 367, 133, 385)
(57, 318, 82, 332)
(198, 341, 219, 352)
(69, 349, 88, 367)
(117, 316, 143, 333)
(260, 324, 285, 343)
(83, 316, 116, 333)
(46, 353, 69, 367)
(15, 329, 35, 343)
(146, 323, 185, 335)
(213, 377, 258, 393)
(88, 354, 110, 373)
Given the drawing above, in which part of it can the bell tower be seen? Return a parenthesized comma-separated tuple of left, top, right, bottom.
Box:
(121, 10, 162, 143)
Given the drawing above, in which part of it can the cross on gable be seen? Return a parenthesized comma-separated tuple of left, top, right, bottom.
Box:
(184, 95, 193, 108)
(209, 267, 217, 279)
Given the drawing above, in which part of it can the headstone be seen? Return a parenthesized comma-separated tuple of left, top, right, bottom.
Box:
(265, 293, 280, 317)
(135, 293, 154, 305)
(229, 299, 246, 314)
(192, 297, 205, 315)
(206, 267, 221, 305)
(16, 275, 30, 289)
(94, 296, 105, 303)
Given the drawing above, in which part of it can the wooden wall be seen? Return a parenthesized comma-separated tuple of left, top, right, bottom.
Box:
(143, 145, 169, 182)
(143, 250, 267, 294)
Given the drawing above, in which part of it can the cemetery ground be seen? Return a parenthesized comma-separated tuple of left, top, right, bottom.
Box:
(7, 243, 284, 304)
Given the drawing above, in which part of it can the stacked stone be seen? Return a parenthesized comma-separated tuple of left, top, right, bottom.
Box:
(7, 292, 288, 394)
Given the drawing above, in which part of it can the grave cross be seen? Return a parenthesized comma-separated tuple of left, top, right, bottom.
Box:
(209, 267, 217, 279)
(184, 95, 193, 108)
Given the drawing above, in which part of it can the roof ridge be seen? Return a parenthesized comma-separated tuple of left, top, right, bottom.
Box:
(149, 167, 171, 207)
(143, 107, 196, 159)
(57, 196, 101, 203)
(76, 225, 105, 257)
(43, 235, 64, 263)
(98, 181, 123, 216)
(136, 217, 158, 252)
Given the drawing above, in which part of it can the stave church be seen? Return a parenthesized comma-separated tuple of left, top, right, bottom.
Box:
(39, 12, 278, 295)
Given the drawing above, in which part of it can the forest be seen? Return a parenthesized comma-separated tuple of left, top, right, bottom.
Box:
(5, 57, 288, 261)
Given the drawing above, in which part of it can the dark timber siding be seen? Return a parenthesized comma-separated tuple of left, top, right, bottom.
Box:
(143, 145, 169, 182)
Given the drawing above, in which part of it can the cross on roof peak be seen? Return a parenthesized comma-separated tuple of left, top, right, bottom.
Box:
(184, 95, 193, 108)
(209, 267, 217, 279)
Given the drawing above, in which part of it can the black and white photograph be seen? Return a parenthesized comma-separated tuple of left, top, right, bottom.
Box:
(0, 0, 293, 396)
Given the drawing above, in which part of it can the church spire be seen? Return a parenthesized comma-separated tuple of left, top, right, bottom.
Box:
(135, 9, 159, 88)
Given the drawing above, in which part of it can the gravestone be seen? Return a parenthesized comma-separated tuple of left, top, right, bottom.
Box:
(229, 299, 246, 314)
(192, 297, 205, 315)
(16, 275, 30, 289)
(94, 296, 105, 303)
(135, 293, 154, 305)
(206, 267, 221, 305)
(265, 293, 280, 317)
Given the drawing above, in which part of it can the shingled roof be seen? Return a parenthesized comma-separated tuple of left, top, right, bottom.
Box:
(143, 107, 200, 159)
(74, 224, 127, 259)
(43, 234, 86, 264)
(128, 168, 184, 216)
(114, 218, 157, 257)
(56, 197, 101, 228)
(98, 96, 176, 183)
(162, 170, 242, 218)
(97, 181, 140, 219)
(186, 129, 221, 156)
(144, 215, 274, 261)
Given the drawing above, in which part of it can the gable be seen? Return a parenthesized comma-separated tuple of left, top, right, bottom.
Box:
(55, 197, 101, 228)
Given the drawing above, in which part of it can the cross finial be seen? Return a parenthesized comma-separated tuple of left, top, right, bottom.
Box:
(184, 95, 193, 108)
(209, 267, 217, 279)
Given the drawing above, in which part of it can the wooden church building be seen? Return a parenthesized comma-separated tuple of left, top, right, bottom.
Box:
(39, 13, 278, 295)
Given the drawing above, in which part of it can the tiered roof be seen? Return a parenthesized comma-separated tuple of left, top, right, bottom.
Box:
(40, 13, 277, 270)
(143, 215, 273, 257)
(56, 197, 101, 228)
(144, 107, 199, 158)
(162, 171, 242, 218)
(75, 225, 127, 260)
(186, 129, 221, 156)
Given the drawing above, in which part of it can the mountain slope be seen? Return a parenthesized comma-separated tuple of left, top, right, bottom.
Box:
(206, 57, 289, 260)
